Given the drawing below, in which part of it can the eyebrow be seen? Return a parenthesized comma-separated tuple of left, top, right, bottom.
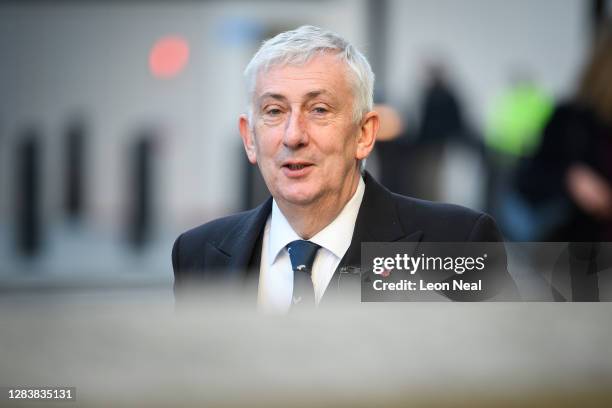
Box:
(303, 90, 334, 101)
(257, 89, 336, 105)
(258, 92, 288, 103)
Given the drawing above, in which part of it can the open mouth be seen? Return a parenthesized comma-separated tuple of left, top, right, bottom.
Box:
(281, 162, 314, 176)
(284, 163, 311, 170)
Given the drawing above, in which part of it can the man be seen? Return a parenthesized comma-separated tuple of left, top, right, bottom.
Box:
(172, 26, 517, 310)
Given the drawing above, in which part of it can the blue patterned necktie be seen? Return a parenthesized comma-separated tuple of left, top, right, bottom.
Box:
(286, 240, 321, 306)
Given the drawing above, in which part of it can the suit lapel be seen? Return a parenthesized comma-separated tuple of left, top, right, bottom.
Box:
(321, 173, 423, 304)
(211, 198, 272, 280)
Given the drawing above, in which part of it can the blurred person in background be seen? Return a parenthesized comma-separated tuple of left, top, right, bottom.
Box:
(484, 72, 553, 239)
(516, 22, 612, 241)
(485, 73, 553, 161)
(172, 26, 517, 311)
(419, 62, 468, 146)
(411, 61, 472, 202)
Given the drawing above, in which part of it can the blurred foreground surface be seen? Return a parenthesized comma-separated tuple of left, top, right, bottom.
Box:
(1, 289, 612, 407)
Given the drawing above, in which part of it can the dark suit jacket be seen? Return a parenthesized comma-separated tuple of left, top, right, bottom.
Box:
(172, 172, 518, 302)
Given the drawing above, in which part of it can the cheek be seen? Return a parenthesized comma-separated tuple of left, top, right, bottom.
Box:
(254, 128, 280, 156)
(335, 127, 359, 158)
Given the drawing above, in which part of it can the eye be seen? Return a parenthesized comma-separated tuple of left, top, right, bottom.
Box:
(312, 106, 328, 114)
(265, 108, 282, 116)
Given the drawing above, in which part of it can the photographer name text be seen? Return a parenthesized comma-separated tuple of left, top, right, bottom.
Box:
(373, 279, 482, 291)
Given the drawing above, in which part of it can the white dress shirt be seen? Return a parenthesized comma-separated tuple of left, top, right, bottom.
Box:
(257, 177, 366, 313)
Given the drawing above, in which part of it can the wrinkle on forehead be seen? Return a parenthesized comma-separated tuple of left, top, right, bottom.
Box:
(253, 56, 354, 106)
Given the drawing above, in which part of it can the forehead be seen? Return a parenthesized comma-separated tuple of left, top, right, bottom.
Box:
(254, 53, 353, 101)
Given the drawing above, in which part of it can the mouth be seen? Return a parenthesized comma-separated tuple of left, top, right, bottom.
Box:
(284, 163, 311, 170)
(281, 161, 314, 177)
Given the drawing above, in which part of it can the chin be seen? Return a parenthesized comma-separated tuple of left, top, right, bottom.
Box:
(278, 188, 319, 206)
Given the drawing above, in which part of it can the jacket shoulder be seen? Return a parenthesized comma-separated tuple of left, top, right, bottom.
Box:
(177, 208, 260, 249)
(173, 208, 256, 265)
(391, 193, 502, 241)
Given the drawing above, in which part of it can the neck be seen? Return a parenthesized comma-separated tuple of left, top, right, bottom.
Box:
(277, 171, 361, 239)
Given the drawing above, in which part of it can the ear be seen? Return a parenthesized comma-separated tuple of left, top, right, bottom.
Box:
(355, 110, 379, 161)
(239, 114, 258, 164)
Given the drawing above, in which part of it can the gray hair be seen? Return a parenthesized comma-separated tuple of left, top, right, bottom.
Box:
(244, 25, 375, 124)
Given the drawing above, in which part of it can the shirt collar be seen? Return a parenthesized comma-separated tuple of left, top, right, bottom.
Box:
(268, 176, 366, 264)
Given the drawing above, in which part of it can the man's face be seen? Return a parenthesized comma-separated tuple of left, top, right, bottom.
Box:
(239, 53, 375, 209)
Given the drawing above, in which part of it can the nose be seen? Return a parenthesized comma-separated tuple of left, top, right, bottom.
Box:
(283, 111, 308, 148)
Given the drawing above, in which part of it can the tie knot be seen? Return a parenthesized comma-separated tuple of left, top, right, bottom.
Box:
(286, 240, 321, 274)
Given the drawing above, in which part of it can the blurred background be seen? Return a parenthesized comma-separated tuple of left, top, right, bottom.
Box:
(1, 0, 611, 292)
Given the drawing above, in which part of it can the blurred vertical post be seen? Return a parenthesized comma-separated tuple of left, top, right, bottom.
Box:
(368, 0, 388, 101)
(15, 130, 42, 256)
(65, 120, 86, 220)
(590, 0, 608, 39)
(127, 133, 155, 249)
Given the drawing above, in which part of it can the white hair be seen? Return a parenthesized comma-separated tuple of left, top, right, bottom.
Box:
(244, 25, 375, 125)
